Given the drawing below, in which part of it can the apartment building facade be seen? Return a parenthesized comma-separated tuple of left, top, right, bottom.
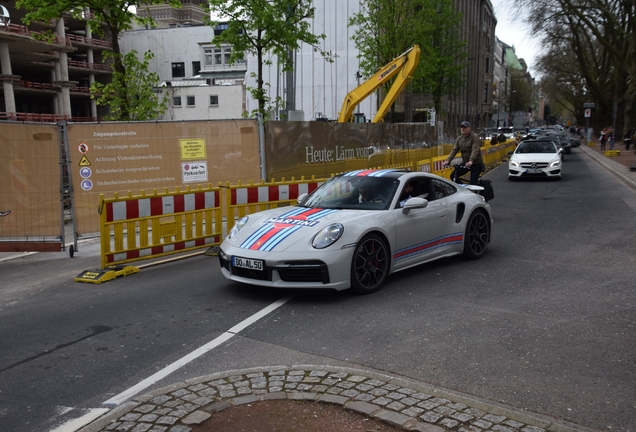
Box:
(0, 2, 111, 121)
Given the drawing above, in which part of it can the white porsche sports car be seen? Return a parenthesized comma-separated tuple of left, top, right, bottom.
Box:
(219, 169, 492, 294)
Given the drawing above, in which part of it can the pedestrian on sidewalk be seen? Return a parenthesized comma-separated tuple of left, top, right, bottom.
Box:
(624, 129, 632, 151)
(608, 128, 616, 150)
(600, 128, 608, 150)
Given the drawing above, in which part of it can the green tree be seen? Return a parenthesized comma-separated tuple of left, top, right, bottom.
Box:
(349, 0, 466, 122)
(514, 0, 635, 132)
(207, 0, 330, 118)
(509, 69, 533, 114)
(536, 42, 589, 125)
(16, 0, 180, 120)
(91, 50, 168, 121)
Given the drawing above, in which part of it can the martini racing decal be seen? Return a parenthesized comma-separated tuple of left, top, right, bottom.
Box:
(393, 232, 463, 262)
(264, 216, 320, 227)
(240, 207, 338, 251)
(343, 169, 400, 177)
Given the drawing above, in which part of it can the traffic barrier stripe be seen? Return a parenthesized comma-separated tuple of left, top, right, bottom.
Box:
(100, 186, 222, 269)
(231, 183, 318, 205)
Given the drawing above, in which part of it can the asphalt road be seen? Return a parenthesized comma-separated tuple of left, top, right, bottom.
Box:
(0, 148, 634, 432)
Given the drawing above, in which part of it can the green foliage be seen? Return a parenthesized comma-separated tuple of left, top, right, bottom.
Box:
(349, 0, 466, 121)
(91, 50, 168, 121)
(207, 0, 331, 118)
(16, 0, 180, 120)
(509, 69, 533, 113)
(517, 0, 635, 131)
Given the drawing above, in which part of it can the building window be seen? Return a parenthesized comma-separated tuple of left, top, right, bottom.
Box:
(485, 57, 490, 73)
(204, 49, 213, 66)
(204, 46, 243, 69)
(173, 96, 182, 107)
(192, 61, 201, 75)
(172, 62, 185, 78)
(483, 83, 489, 103)
(187, 96, 195, 106)
(210, 95, 219, 106)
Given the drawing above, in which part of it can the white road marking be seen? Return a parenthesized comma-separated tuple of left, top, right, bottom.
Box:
(49, 408, 110, 432)
(102, 294, 295, 407)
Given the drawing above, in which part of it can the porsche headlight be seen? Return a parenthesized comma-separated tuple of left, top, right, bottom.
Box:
(312, 223, 344, 249)
(228, 216, 249, 240)
(550, 160, 561, 167)
(510, 160, 520, 168)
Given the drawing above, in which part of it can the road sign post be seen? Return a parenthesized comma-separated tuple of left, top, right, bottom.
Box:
(584, 103, 595, 145)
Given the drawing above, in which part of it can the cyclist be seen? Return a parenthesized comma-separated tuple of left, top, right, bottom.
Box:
(442, 121, 484, 185)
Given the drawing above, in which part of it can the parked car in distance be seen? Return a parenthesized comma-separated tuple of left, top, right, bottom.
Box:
(508, 140, 562, 180)
(219, 169, 492, 294)
(498, 126, 515, 139)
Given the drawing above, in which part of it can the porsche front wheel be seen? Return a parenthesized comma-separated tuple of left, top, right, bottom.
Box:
(350, 234, 389, 294)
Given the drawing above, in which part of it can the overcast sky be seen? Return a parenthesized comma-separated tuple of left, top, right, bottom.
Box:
(490, 0, 541, 75)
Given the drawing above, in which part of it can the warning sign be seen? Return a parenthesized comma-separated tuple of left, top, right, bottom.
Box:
(180, 139, 207, 160)
(78, 143, 89, 154)
(79, 155, 91, 166)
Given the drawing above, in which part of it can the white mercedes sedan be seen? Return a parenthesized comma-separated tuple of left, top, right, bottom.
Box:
(508, 140, 562, 180)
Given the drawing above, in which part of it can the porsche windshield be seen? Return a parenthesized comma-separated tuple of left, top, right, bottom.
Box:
(300, 175, 399, 210)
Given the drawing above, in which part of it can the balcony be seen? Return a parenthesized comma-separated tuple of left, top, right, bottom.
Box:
(14, 80, 56, 92)
(67, 59, 111, 72)
(66, 33, 112, 49)
(0, 112, 99, 122)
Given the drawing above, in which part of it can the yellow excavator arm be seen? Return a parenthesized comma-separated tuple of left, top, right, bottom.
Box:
(337, 45, 420, 123)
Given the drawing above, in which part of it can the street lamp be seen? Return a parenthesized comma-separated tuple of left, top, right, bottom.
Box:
(497, 80, 504, 128)
(510, 90, 517, 129)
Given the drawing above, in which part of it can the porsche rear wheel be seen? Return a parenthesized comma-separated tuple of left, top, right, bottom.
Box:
(351, 234, 389, 294)
(463, 210, 490, 259)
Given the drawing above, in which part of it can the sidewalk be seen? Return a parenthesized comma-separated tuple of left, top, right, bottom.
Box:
(578, 141, 636, 191)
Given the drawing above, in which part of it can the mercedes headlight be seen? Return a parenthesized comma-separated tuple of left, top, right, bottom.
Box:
(312, 223, 344, 249)
(550, 160, 561, 167)
(228, 216, 249, 239)
(510, 160, 520, 167)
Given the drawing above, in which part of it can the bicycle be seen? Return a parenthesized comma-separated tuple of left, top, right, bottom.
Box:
(450, 164, 494, 202)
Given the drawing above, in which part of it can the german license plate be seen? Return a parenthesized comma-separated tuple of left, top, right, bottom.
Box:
(525, 169, 542, 173)
(232, 256, 264, 271)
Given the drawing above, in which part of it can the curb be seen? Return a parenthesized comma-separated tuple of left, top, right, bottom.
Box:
(78, 365, 598, 432)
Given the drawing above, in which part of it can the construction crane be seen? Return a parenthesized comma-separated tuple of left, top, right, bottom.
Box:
(338, 45, 420, 123)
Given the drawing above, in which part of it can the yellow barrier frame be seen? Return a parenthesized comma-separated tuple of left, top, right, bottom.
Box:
(99, 184, 223, 269)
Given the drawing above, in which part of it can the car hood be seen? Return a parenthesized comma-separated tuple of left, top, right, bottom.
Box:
(510, 153, 559, 163)
(223, 206, 388, 252)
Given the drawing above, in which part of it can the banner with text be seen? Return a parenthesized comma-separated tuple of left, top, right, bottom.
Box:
(68, 120, 260, 234)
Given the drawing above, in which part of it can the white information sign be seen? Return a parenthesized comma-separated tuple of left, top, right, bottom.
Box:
(181, 161, 208, 183)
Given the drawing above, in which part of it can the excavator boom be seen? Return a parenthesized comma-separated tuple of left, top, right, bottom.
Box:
(337, 45, 420, 123)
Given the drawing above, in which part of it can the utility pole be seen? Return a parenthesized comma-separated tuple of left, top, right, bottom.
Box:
(285, 48, 294, 118)
(466, 58, 474, 121)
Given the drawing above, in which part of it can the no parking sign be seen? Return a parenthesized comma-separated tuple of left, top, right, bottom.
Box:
(585, 108, 591, 117)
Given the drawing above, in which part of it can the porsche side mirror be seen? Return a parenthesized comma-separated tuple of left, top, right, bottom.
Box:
(402, 197, 428, 214)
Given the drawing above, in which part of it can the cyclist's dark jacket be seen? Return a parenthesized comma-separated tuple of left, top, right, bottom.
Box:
(447, 132, 484, 165)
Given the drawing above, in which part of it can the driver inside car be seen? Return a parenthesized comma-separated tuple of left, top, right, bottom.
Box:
(352, 180, 384, 204)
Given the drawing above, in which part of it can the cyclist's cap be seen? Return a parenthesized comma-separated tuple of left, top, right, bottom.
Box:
(460, 121, 471, 128)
